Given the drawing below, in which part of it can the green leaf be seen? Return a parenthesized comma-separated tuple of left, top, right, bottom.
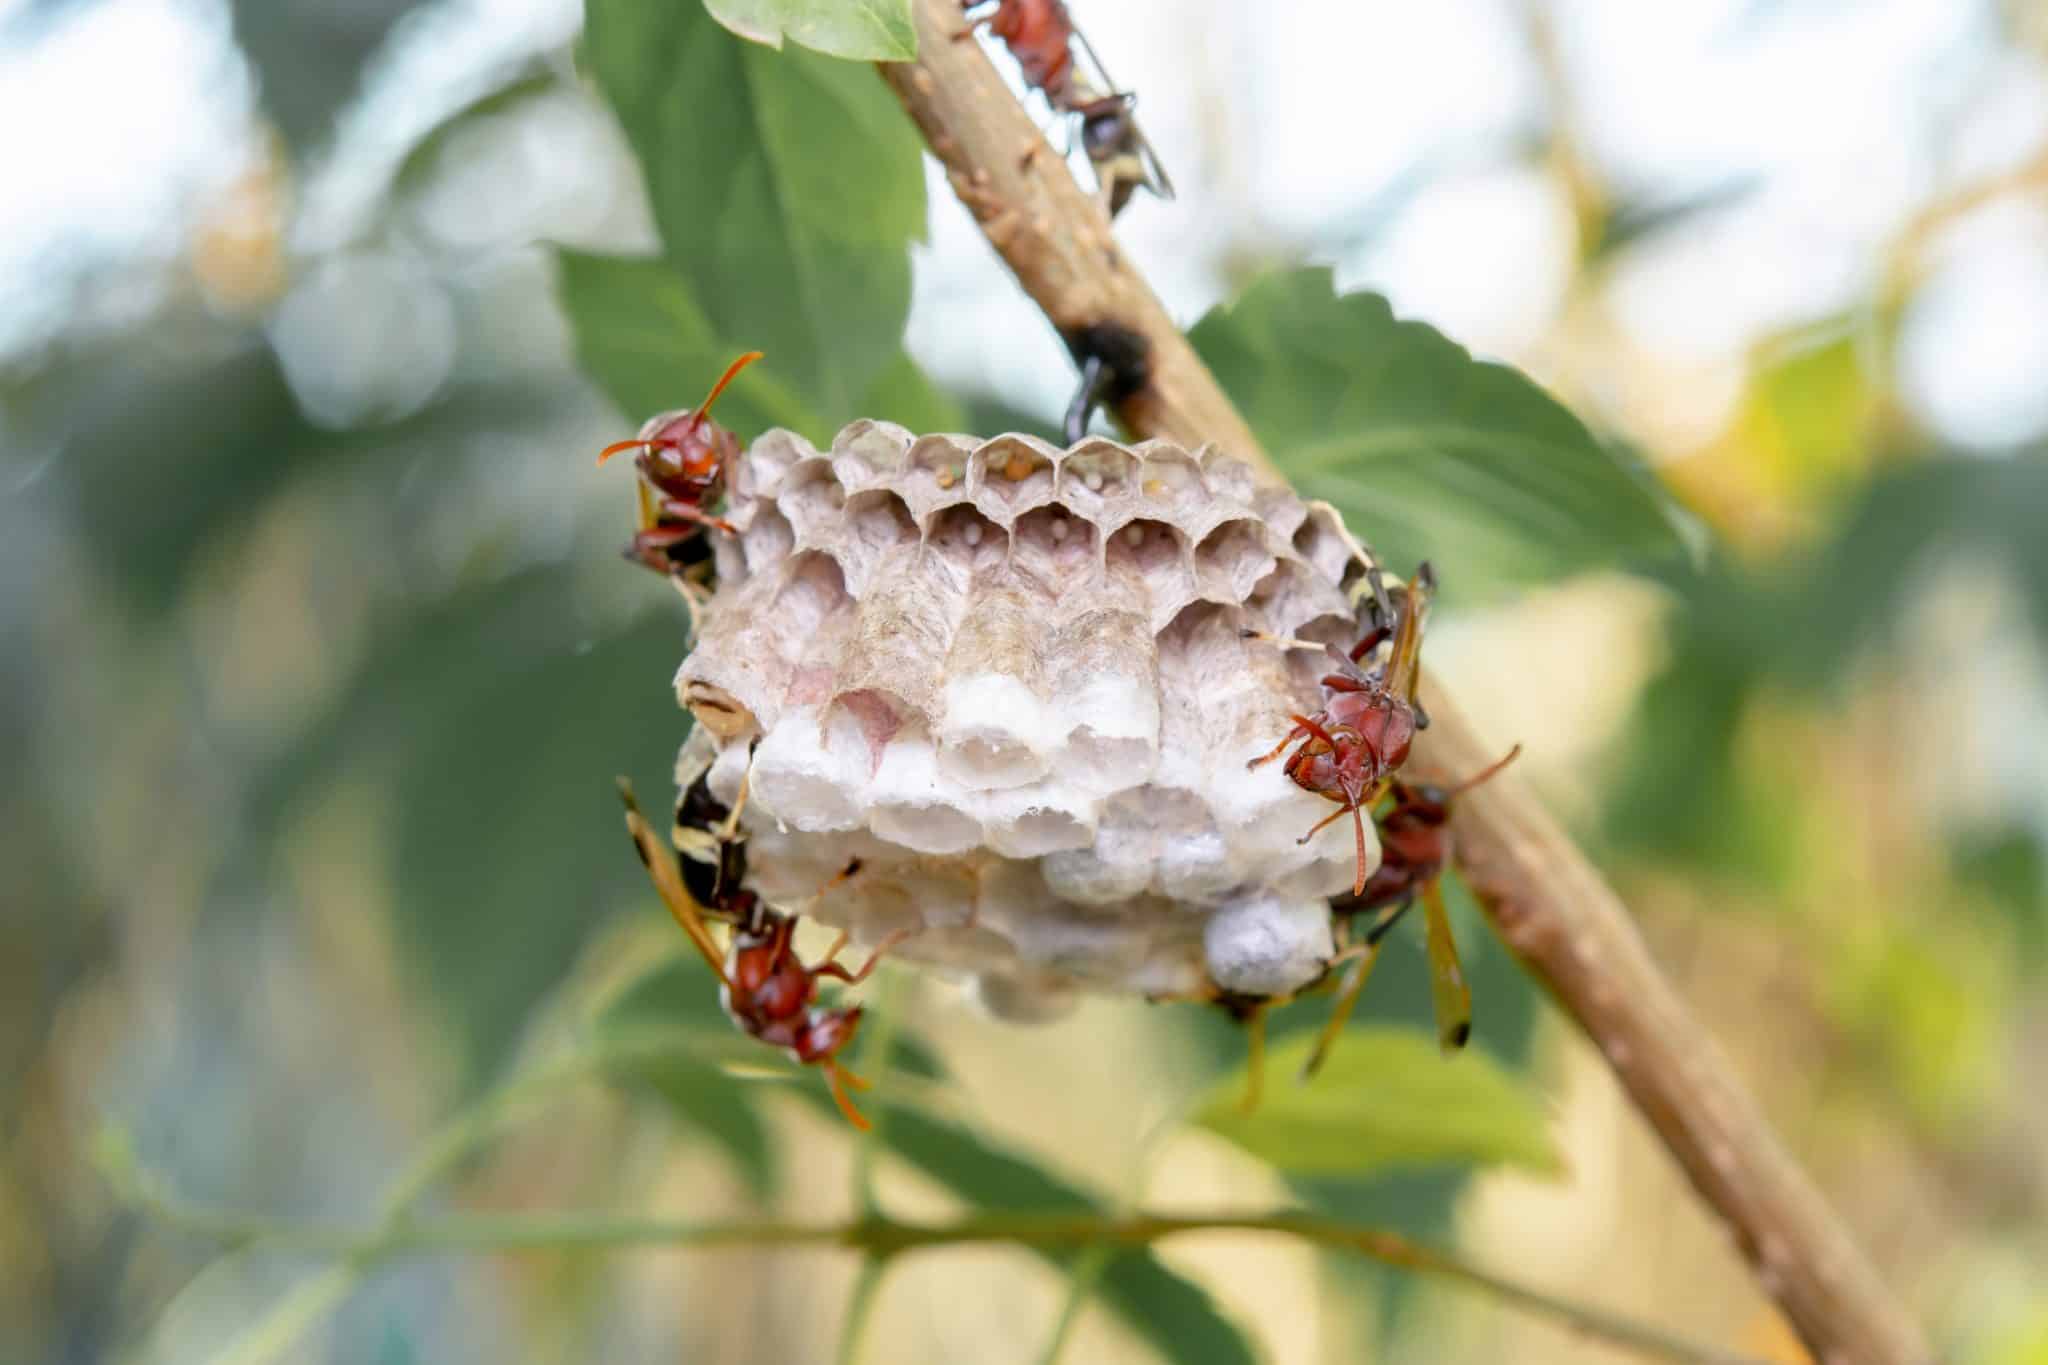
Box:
(594, 958, 1254, 1360)
(16, 339, 311, 615)
(556, 250, 960, 448)
(794, 1075, 1256, 1365)
(583, 0, 926, 419)
(228, 0, 429, 151)
(1607, 456, 2048, 876)
(611, 1047, 781, 1198)
(1583, 179, 1755, 264)
(703, 0, 917, 61)
(1950, 825, 2048, 967)
(960, 393, 1062, 443)
(1798, 455, 2048, 659)
(376, 589, 689, 1081)
(555, 249, 824, 436)
(591, 949, 735, 1038)
(1189, 267, 1689, 598)
(858, 349, 967, 433)
(591, 955, 781, 1196)
(1192, 1026, 1559, 1179)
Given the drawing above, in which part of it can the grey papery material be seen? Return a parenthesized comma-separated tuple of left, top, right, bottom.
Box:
(676, 425, 1389, 1015)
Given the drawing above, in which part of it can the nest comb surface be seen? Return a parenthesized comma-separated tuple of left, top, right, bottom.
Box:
(677, 422, 1384, 1015)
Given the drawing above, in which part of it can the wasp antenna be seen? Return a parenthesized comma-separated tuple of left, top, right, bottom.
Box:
(596, 436, 676, 466)
(1446, 743, 1522, 800)
(682, 350, 765, 440)
(1349, 800, 1369, 897)
(1241, 628, 1336, 653)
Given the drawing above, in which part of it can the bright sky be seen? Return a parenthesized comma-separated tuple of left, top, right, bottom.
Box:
(3, 0, 2047, 447)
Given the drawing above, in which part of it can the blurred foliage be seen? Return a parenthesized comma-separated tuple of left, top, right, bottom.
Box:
(596, 952, 1258, 1365)
(8, 0, 2048, 1362)
(228, 0, 428, 150)
(1192, 267, 1692, 600)
(703, 0, 917, 61)
(1193, 1028, 1560, 1180)
(1610, 453, 2048, 883)
(572, 0, 935, 431)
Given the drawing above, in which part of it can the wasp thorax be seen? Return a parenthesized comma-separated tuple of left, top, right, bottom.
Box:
(674, 424, 1387, 1013)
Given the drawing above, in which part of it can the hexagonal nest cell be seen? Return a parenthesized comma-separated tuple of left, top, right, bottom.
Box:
(678, 423, 1383, 1018)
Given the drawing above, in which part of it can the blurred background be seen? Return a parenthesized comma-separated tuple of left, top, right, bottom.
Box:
(5, 0, 2047, 1361)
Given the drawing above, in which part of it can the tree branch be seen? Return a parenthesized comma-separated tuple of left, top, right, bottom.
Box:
(878, 5, 1932, 1363)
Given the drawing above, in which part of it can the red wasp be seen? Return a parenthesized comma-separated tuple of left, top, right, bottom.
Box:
(1076, 90, 1173, 217)
(965, 0, 1074, 97)
(958, 0, 1173, 216)
(1300, 744, 1523, 1075)
(617, 774, 901, 1129)
(596, 350, 762, 604)
(1245, 561, 1436, 898)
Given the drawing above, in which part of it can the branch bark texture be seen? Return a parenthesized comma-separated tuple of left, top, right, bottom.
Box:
(879, 5, 1932, 1363)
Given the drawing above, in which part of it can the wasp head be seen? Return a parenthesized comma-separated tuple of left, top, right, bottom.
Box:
(596, 350, 762, 501)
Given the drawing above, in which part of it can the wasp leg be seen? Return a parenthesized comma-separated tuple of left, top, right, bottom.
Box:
(1237, 1002, 1272, 1114)
(815, 927, 913, 987)
(716, 747, 755, 844)
(1295, 800, 1354, 844)
(655, 498, 739, 536)
(1300, 942, 1381, 1080)
(1061, 322, 1151, 445)
(1422, 880, 1472, 1050)
(1241, 628, 1356, 671)
(1247, 723, 1309, 770)
(1064, 352, 1110, 445)
(672, 574, 707, 639)
(1301, 895, 1414, 1079)
(823, 1061, 873, 1131)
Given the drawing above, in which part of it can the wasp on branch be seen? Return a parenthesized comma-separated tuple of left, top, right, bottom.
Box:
(1232, 555, 1521, 1101)
(958, 0, 1174, 218)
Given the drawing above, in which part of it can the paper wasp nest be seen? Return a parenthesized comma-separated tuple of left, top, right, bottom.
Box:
(679, 423, 1381, 1015)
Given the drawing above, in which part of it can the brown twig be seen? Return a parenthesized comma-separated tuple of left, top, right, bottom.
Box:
(879, 4, 1933, 1362)
(877, 9, 1256, 456)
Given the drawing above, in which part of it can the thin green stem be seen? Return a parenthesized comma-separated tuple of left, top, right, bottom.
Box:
(834, 973, 909, 1365)
(833, 1254, 893, 1365)
(375, 1032, 740, 1226)
(209, 1264, 364, 1365)
(126, 1187, 1763, 1365)
(847, 971, 908, 1216)
(1034, 1243, 1112, 1365)
(113, 1032, 1758, 1365)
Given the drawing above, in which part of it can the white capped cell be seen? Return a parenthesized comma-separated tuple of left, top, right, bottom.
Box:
(748, 704, 868, 832)
(974, 779, 1099, 859)
(1203, 893, 1335, 997)
(937, 672, 1061, 789)
(1041, 845, 1154, 906)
